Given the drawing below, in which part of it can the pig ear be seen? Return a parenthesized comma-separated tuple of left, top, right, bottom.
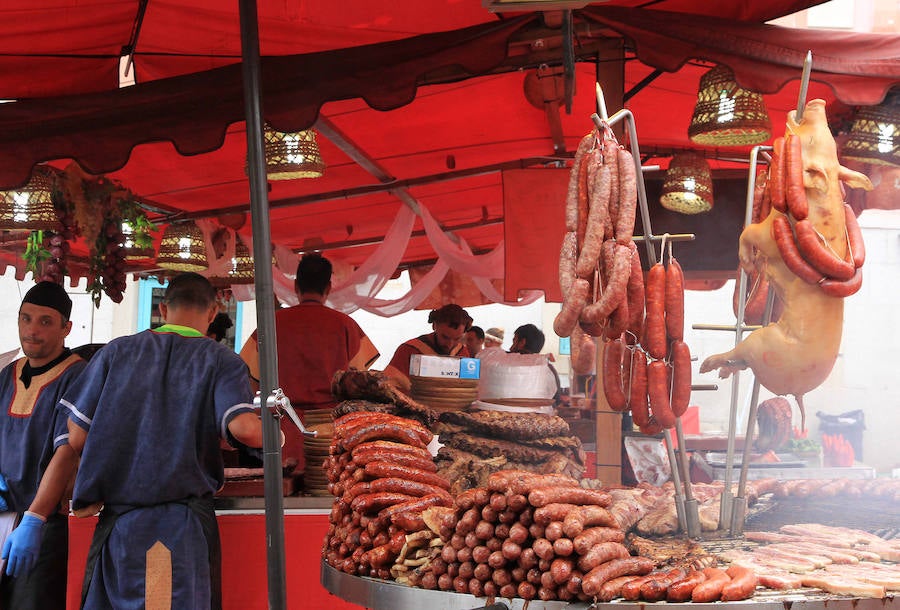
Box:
(838, 165, 875, 191)
(804, 164, 830, 194)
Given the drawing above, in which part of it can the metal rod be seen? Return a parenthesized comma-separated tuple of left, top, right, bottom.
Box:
(796, 51, 813, 121)
(632, 233, 694, 244)
(595, 82, 609, 121)
(731, 288, 776, 536)
(717, 144, 769, 533)
(238, 0, 287, 607)
(692, 323, 762, 332)
(592, 92, 693, 532)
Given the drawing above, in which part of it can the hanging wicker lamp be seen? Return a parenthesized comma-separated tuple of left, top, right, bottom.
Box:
(689, 65, 772, 146)
(121, 221, 156, 261)
(660, 153, 714, 214)
(0, 165, 61, 231)
(842, 89, 900, 167)
(258, 126, 325, 180)
(209, 234, 256, 286)
(156, 220, 208, 272)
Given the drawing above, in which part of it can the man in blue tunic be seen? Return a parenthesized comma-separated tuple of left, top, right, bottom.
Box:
(17, 272, 266, 608)
(0, 281, 86, 609)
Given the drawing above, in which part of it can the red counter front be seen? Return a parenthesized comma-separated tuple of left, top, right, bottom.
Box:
(67, 512, 363, 610)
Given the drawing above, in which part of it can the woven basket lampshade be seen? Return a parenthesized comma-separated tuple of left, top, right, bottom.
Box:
(121, 222, 156, 261)
(156, 220, 208, 272)
(689, 65, 772, 146)
(261, 127, 325, 180)
(0, 166, 60, 231)
(842, 90, 900, 167)
(660, 153, 714, 214)
(209, 234, 256, 286)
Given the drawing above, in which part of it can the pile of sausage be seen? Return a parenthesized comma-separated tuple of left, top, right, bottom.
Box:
(554, 125, 639, 343)
(322, 411, 454, 577)
(608, 564, 758, 602)
(767, 135, 866, 297)
(553, 124, 692, 432)
(406, 470, 657, 601)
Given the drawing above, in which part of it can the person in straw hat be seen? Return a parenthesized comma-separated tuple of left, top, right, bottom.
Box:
(483, 327, 504, 349)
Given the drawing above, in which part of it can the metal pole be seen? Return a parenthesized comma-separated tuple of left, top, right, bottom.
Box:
(238, 0, 287, 607)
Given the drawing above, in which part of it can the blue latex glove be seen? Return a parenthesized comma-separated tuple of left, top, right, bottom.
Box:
(0, 474, 8, 512)
(2, 513, 44, 577)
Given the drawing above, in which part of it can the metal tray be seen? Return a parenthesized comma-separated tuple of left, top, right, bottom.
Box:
(321, 560, 896, 610)
(704, 452, 807, 468)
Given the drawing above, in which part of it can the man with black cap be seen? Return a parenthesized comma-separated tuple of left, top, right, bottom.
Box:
(0, 281, 86, 609)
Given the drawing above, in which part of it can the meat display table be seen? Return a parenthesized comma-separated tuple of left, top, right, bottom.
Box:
(66, 497, 363, 610)
(321, 561, 896, 610)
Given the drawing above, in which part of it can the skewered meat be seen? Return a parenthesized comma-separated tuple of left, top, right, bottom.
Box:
(700, 100, 873, 432)
(755, 396, 793, 452)
(331, 370, 437, 426)
(438, 411, 570, 441)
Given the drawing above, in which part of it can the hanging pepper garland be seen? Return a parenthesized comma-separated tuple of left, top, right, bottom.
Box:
(23, 163, 159, 306)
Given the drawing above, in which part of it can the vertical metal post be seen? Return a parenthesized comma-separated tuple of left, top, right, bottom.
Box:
(238, 0, 287, 607)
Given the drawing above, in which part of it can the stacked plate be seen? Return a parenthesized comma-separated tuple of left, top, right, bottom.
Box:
(410, 375, 479, 412)
(301, 409, 334, 496)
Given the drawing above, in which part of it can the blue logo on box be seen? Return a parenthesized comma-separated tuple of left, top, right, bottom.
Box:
(459, 357, 480, 379)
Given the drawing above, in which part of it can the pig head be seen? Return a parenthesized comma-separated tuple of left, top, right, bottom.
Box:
(700, 99, 873, 428)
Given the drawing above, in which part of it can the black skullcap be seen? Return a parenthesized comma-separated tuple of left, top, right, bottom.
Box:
(22, 281, 73, 320)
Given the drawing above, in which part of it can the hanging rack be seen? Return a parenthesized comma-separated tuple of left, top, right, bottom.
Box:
(592, 82, 701, 537)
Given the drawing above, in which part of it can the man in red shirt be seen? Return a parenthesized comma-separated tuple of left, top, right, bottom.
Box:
(240, 253, 378, 465)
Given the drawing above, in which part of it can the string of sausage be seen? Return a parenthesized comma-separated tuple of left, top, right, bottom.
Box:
(768, 132, 865, 296)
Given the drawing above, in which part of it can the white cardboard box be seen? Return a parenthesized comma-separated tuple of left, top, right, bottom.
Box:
(409, 354, 480, 379)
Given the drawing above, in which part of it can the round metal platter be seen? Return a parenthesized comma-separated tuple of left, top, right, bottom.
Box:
(321, 561, 896, 610)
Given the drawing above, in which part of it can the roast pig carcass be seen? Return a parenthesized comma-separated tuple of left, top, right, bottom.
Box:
(700, 99, 873, 430)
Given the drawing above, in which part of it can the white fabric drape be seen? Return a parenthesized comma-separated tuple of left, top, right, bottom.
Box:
(230, 202, 543, 313)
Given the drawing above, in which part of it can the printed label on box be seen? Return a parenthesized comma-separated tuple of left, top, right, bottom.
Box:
(409, 354, 461, 378)
(459, 357, 480, 379)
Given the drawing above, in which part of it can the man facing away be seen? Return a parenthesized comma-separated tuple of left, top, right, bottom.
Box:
(15, 272, 265, 609)
(0, 282, 86, 609)
(240, 252, 379, 466)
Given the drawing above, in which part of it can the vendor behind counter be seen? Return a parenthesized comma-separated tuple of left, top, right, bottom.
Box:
(239, 253, 379, 469)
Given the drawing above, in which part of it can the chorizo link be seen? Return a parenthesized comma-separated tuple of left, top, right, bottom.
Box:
(667, 569, 707, 602)
(691, 567, 731, 602)
(615, 147, 637, 245)
(585, 241, 631, 322)
(669, 339, 692, 418)
(597, 575, 643, 602)
(625, 243, 645, 342)
(528, 487, 612, 508)
(576, 541, 630, 573)
(769, 137, 786, 213)
(351, 492, 416, 514)
(644, 263, 667, 359)
(819, 266, 863, 297)
(561, 504, 616, 538)
(363, 462, 451, 490)
(628, 349, 649, 427)
(349, 450, 436, 472)
(340, 422, 431, 451)
(784, 134, 809, 221)
(572, 526, 625, 555)
(581, 557, 656, 597)
(794, 218, 855, 280)
(772, 214, 825, 285)
(575, 163, 612, 279)
(558, 231, 578, 299)
(664, 256, 685, 342)
(553, 278, 590, 338)
(721, 565, 758, 601)
(648, 360, 676, 429)
(603, 136, 621, 239)
(351, 440, 433, 461)
(602, 338, 628, 412)
(843, 203, 865, 268)
(565, 134, 594, 232)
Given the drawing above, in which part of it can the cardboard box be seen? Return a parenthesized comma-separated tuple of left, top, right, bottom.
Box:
(409, 354, 480, 379)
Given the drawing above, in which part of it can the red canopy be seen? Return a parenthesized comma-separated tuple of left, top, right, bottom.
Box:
(0, 1, 897, 279)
